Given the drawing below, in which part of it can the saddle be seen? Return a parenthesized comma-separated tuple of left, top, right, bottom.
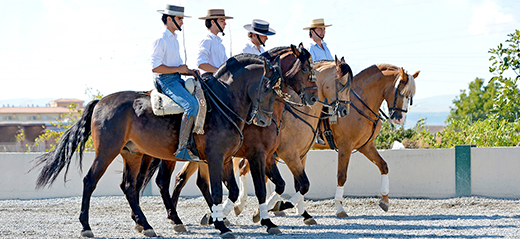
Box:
(151, 77, 207, 134)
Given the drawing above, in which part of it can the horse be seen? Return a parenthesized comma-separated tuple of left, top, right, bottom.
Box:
(137, 44, 319, 234)
(234, 57, 353, 225)
(277, 63, 419, 218)
(32, 53, 284, 238)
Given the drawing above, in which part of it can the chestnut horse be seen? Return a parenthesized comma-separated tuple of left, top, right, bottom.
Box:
(32, 54, 283, 238)
(235, 57, 353, 225)
(285, 64, 420, 218)
(137, 44, 318, 235)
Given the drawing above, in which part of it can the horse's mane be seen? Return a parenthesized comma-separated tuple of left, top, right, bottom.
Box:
(355, 64, 416, 98)
(213, 53, 279, 89)
(261, 46, 310, 80)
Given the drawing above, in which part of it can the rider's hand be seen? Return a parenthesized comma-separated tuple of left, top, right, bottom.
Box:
(177, 65, 189, 74)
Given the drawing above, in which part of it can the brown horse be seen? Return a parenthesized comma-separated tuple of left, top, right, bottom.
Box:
(301, 64, 419, 217)
(137, 44, 318, 235)
(235, 57, 353, 225)
(32, 54, 284, 238)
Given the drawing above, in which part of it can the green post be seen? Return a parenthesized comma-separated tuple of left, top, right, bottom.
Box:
(455, 145, 475, 196)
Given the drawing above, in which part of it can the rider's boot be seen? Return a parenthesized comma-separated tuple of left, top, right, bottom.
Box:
(174, 114, 200, 162)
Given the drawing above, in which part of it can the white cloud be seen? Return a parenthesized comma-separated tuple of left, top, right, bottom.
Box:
(468, 0, 515, 35)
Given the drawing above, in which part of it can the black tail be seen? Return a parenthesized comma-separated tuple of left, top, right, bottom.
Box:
(140, 157, 161, 194)
(32, 100, 100, 189)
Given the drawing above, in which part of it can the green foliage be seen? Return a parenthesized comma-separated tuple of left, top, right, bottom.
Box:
(449, 77, 498, 122)
(375, 118, 425, 149)
(418, 114, 520, 148)
(488, 29, 520, 122)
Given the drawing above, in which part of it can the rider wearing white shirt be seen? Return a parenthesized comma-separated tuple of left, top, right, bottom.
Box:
(197, 9, 233, 75)
(304, 18, 333, 62)
(239, 19, 276, 55)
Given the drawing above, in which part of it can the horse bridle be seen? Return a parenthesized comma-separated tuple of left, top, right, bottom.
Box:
(246, 68, 283, 125)
(388, 79, 413, 116)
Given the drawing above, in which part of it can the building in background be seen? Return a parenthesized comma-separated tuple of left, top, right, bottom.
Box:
(0, 99, 84, 152)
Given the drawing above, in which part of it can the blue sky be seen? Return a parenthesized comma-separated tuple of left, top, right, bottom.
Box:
(1, 0, 519, 108)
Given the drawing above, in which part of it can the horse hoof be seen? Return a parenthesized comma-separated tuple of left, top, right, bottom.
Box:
(379, 200, 390, 212)
(173, 224, 187, 233)
(267, 227, 282, 235)
(143, 229, 157, 237)
(273, 211, 286, 216)
(252, 209, 260, 223)
(135, 225, 144, 233)
(201, 213, 212, 226)
(80, 230, 94, 238)
(269, 201, 282, 212)
(224, 218, 231, 226)
(304, 217, 317, 225)
(234, 205, 243, 216)
(336, 211, 348, 218)
(220, 231, 235, 238)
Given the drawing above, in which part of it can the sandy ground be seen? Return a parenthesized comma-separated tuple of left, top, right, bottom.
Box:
(1, 195, 520, 238)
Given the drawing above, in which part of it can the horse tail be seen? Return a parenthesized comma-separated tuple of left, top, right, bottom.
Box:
(140, 157, 161, 194)
(32, 99, 100, 189)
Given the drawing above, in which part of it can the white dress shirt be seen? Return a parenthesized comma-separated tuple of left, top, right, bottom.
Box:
(196, 32, 228, 73)
(239, 42, 265, 55)
(307, 40, 333, 62)
(151, 29, 183, 72)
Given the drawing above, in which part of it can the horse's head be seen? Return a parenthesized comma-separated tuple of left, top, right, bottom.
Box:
(281, 43, 318, 106)
(384, 67, 420, 124)
(247, 58, 284, 127)
(315, 56, 352, 118)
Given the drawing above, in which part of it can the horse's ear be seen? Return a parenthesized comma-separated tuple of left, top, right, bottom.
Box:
(335, 55, 339, 65)
(298, 42, 304, 49)
(412, 70, 420, 79)
(290, 44, 301, 57)
(340, 56, 345, 63)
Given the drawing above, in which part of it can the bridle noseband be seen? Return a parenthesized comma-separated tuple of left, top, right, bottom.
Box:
(388, 77, 413, 116)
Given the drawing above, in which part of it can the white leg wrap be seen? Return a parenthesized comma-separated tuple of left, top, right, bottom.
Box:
(211, 204, 224, 221)
(380, 174, 389, 196)
(334, 186, 345, 212)
(266, 191, 280, 210)
(238, 175, 247, 202)
(222, 198, 234, 216)
(259, 203, 269, 219)
(288, 191, 302, 206)
(297, 195, 305, 215)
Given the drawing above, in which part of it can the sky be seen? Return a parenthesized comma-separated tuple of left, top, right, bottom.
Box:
(1, 0, 519, 108)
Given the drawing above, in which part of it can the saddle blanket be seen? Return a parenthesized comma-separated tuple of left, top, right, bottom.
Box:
(151, 78, 207, 134)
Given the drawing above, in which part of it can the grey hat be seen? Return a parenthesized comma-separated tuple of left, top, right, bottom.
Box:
(243, 19, 276, 36)
(199, 9, 233, 20)
(157, 4, 191, 18)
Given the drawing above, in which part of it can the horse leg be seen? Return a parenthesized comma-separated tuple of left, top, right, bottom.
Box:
(197, 162, 231, 227)
(248, 152, 282, 235)
(129, 154, 153, 230)
(79, 148, 121, 237)
(335, 147, 352, 218)
(358, 143, 390, 212)
(234, 158, 249, 216)
(253, 155, 286, 221)
(207, 156, 233, 237)
(119, 151, 156, 237)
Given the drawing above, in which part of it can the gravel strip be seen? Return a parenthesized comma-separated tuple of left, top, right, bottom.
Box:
(1, 195, 519, 238)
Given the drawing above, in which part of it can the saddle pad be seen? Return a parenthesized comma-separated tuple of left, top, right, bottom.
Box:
(151, 78, 196, 116)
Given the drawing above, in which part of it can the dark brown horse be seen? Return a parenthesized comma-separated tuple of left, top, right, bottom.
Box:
(138, 44, 318, 235)
(291, 64, 419, 217)
(235, 57, 353, 225)
(32, 54, 284, 238)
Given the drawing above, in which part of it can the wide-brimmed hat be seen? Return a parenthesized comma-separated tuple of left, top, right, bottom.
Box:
(157, 4, 190, 18)
(198, 9, 233, 20)
(243, 19, 276, 36)
(303, 18, 332, 30)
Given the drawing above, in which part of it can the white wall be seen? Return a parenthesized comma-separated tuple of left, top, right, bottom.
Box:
(1, 147, 519, 200)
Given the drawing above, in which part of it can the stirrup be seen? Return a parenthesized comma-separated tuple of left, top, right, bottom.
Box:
(174, 148, 200, 162)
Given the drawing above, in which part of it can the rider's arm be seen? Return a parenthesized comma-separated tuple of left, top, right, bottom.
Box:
(197, 63, 218, 73)
(152, 64, 189, 74)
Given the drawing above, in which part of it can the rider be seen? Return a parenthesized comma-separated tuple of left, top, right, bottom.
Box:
(197, 9, 233, 76)
(240, 19, 276, 55)
(151, 4, 199, 161)
(304, 18, 334, 62)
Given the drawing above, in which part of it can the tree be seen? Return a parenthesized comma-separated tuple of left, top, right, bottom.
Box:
(449, 77, 498, 122)
(488, 29, 520, 122)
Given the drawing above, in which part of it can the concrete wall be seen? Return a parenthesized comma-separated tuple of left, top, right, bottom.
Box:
(0, 147, 519, 200)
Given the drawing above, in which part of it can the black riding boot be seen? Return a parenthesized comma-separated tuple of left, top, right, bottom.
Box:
(174, 114, 200, 162)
